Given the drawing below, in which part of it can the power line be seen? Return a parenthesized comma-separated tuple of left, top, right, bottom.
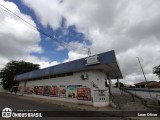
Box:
(0, 4, 87, 52)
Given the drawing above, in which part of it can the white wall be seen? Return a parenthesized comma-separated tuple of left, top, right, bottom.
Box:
(19, 70, 110, 107)
(23, 70, 106, 88)
(128, 89, 160, 99)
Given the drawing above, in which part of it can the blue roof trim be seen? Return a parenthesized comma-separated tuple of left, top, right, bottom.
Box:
(15, 50, 120, 81)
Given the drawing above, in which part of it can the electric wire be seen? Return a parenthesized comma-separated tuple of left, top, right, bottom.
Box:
(0, 3, 87, 52)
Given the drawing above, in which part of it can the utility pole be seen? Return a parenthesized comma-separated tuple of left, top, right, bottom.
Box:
(137, 57, 152, 97)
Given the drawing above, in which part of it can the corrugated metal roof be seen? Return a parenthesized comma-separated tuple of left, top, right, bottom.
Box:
(15, 50, 123, 81)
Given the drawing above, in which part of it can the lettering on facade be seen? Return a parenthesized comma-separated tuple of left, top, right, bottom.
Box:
(85, 55, 100, 66)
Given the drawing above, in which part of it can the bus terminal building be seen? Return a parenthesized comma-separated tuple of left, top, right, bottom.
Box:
(14, 50, 123, 107)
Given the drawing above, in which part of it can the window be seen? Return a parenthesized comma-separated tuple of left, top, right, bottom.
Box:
(57, 74, 65, 77)
(66, 72, 73, 76)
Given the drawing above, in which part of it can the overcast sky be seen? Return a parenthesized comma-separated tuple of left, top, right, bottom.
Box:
(0, 0, 160, 85)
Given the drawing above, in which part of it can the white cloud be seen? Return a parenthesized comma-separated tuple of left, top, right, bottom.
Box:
(19, 55, 59, 68)
(22, 0, 64, 30)
(0, 0, 43, 69)
(63, 50, 87, 63)
(0, 1, 43, 57)
(22, 0, 160, 84)
(62, 41, 87, 62)
(0, 57, 9, 69)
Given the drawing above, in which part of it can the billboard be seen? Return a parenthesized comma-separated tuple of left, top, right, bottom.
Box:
(37, 86, 44, 95)
(67, 86, 77, 98)
(59, 85, 66, 97)
(33, 86, 38, 95)
(50, 86, 59, 97)
(77, 88, 91, 101)
(23, 86, 33, 94)
(43, 86, 51, 96)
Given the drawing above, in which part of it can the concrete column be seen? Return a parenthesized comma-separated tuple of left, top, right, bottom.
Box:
(107, 74, 112, 94)
(107, 74, 113, 104)
(104, 79, 109, 87)
(117, 78, 120, 88)
(22, 80, 27, 96)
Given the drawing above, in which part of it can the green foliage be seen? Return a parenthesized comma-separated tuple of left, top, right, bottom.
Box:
(153, 65, 160, 79)
(115, 82, 125, 87)
(0, 60, 40, 90)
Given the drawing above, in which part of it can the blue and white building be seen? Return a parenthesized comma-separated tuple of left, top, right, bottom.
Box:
(14, 50, 123, 107)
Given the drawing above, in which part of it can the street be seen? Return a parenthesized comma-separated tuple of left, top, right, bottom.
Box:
(0, 92, 133, 120)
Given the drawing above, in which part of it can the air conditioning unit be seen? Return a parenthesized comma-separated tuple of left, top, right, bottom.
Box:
(81, 74, 88, 80)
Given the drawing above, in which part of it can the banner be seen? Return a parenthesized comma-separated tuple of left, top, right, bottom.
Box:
(49, 86, 59, 97)
(33, 86, 39, 95)
(77, 88, 91, 101)
(67, 86, 77, 98)
(43, 86, 51, 96)
(59, 85, 66, 97)
(37, 86, 44, 95)
(24, 86, 33, 94)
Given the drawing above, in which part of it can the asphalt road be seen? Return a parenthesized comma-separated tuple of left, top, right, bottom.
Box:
(0, 92, 133, 120)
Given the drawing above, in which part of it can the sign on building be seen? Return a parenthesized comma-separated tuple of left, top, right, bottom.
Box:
(67, 85, 77, 98)
(77, 88, 91, 101)
(59, 85, 66, 97)
(43, 86, 51, 96)
(50, 86, 59, 97)
(85, 55, 100, 66)
(37, 86, 44, 95)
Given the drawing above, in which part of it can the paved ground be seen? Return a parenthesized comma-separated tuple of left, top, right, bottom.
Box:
(0, 92, 159, 120)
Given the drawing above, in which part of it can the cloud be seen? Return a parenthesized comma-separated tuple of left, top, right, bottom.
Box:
(22, 0, 64, 29)
(63, 50, 87, 63)
(0, 57, 9, 69)
(127, 16, 160, 40)
(0, 0, 43, 69)
(0, 0, 43, 58)
(22, 0, 160, 84)
(20, 55, 59, 68)
(63, 41, 87, 62)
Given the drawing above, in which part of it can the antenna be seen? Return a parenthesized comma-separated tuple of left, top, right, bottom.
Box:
(88, 48, 91, 56)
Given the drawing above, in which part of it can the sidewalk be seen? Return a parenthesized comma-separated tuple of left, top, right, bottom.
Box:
(7, 92, 159, 120)
(18, 94, 116, 111)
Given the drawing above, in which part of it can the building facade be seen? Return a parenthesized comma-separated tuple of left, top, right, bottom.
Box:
(15, 50, 123, 107)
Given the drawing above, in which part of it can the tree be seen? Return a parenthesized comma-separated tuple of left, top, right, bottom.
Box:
(0, 60, 40, 90)
(153, 65, 160, 79)
(115, 82, 125, 87)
